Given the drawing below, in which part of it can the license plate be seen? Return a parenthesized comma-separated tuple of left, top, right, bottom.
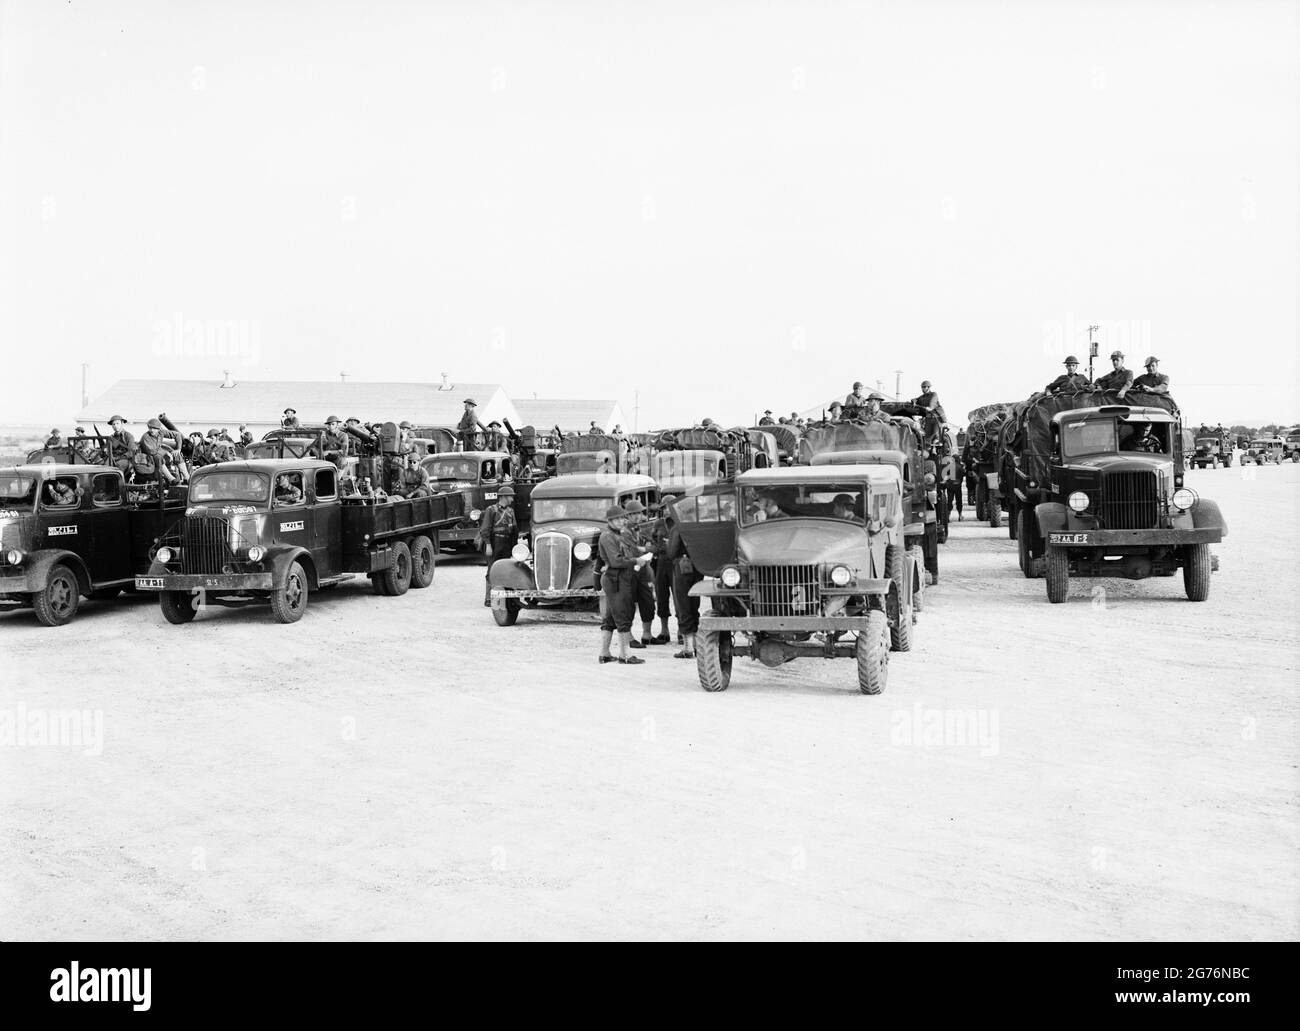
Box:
(1048, 533, 1091, 545)
(484, 492, 498, 501)
(135, 577, 165, 589)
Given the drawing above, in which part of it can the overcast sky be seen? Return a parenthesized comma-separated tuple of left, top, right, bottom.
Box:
(1, 0, 1296, 430)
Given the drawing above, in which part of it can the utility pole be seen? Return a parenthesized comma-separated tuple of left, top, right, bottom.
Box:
(340, 371, 349, 383)
(1087, 324, 1100, 384)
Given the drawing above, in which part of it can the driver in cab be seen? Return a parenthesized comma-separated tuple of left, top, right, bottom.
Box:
(274, 474, 304, 504)
(1123, 424, 1162, 453)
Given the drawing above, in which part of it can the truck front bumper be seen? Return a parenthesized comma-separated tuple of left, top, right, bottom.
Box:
(134, 573, 275, 592)
(490, 587, 597, 602)
(1048, 528, 1222, 547)
(699, 614, 876, 632)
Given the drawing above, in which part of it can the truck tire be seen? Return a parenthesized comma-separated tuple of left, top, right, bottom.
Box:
(32, 563, 81, 627)
(907, 545, 925, 611)
(1224, 454, 1232, 467)
(856, 610, 889, 695)
(380, 541, 412, 596)
(1018, 506, 1043, 578)
(492, 598, 520, 626)
(975, 480, 987, 521)
(270, 560, 309, 623)
(1183, 544, 1211, 601)
(159, 590, 197, 624)
(696, 629, 733, 692)
(884, 544, 912, 651)
(988, 495, 1001, 529)
(1045, 546, 1069, 603)
(409, 535, 436, 589)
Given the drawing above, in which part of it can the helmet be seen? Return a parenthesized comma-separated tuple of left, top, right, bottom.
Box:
(75, 427, 85, 434)
(604, 505, 625, 520)
(623, 499, 645, 514)
(497, 485, 515, 497)
(463, 398, 477, 406)
(283, 407, 296, 414)
(146, 418, 162, 429)
(867, 391, 885, 401)
(345, 416, 359, 424)
(108, 414, 126, 424)
(829, 400, 843, 409)
(764, 409, 772, 414)
(209, 428, 220, 437)
(1144, 355, 1159, 366)
(853, 381, 864, 389)
(1110, 350, 1124, 359)
(661, 494, 678, 506)
(326, 415, 340, 424)
(1063, 355, 1079, 364)
(399, 420, 412, 429)
(488, 421, 502, 428)
(921, 380, 932, 389)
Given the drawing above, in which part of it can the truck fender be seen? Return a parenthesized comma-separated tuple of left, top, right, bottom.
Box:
(1189, 498, 1227, 537)
(1034, 502, 1069, 537)
(16, 550, 92, 595)
(268, 547, 317, 588)
(488, 558, 534, 591)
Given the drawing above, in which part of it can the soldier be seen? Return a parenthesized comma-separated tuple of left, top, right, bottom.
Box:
(238, 424, 254, 448)
(458, 399, 487, 450)
(321, 415, 349, 471)
(70, 427, 96, 464)
(395, 452, 432, 498)
(620, 498, 659, 648)
(941, 448, 964, 522)
(759, 409, 776, 425)
(105, 415, 135, 476)
(918, 445, 940, 584)
(1094, 350, 1133, 399)
(831, 494, 857, 520)
(649, 494, 677, 645)
(597, 505, 648, 665)
(485, 421, 508, 452)
(281, 407, 300, 430)
(1132, 356, 1170, 395)
(1123, 423, 1162, 453)
(827, 400, 844, 422)
(44, 428, 62, 447)
(208, 429, 235, 463)
(43, 477, 82, 506)
(1044, 355, 1092, 395)
(396, 420, 415, 456)
(844, 381, 870, 408)
(862, 391, 891, 422)
(274, 473, 304, 504)
(665, 507, 702, 659)
(912, 380, 947, 423)
(135, 418, 178, 485)
(476, 483, 517, 606)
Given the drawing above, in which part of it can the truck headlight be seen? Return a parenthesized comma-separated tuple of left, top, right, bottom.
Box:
(511, 542, 530, 561)
(247, 545, 265, 561)
(156, 546, 172, 564)
(469, 508, 482, 522)
(573, 541, 591, 561)
(720, 565, 742, 588)
(1171, 488, 1197, 511)
(5, 548, 22, 565)
(1067, 491, 1090, 513)
(829, 564, 852, 586)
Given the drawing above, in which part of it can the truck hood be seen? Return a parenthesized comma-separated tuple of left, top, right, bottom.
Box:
(532, 520, 604, 541)
(738, 520, 867, 567)
(1065, 454, 1173, 476)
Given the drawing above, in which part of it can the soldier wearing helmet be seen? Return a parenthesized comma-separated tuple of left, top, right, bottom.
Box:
(476, 482, 517, 605)
(395, 451, 431, 498)
(862, 391, 891, 423)
(321, 415, 349, 471)
(648, 494, 678, 645)
(1094, 350, 1133, 398)
(1131, 355, 1170, 395)
(913, 380, 947, 423)
(458, 399, 487, 450)
(281, 407, 300, 430)
(618, 497, 660, 648)
(1045, 355, 1093, 395)
(597, 504, 648, 665)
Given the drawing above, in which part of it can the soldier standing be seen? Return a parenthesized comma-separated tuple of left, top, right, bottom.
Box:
(485, 421, 508, 452)
(105, 415, 135, 476)
(759, 410, 775, 425)
(666, 511, 702, 659)
(281, 407, 300, 429)
(1094, 351, 1134, 399)
(1044, 356, 1092, 394)
(913, 380, 947, 423)
(845, 381, 869, 407)
(70, 427, 96, 464)
(597, 506, 646, 665)
(322, 415, 349, 471)
(458, 399, 487, 451)
(238, 425, 254, 448)
(649, 495, 677, 645)
(1132, 356, 1170, 395)
(476, 484, 517, 606)
(620, 499, 658, 648)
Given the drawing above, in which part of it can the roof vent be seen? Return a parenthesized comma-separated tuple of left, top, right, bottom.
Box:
(220, 370, 235, 389)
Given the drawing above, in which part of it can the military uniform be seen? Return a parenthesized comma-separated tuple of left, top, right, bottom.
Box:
(1094, 367, 1133, 393)
(597, 525, 637, 636)
(1045, 372, 1092, 394)
(1131, 371, 1170, 394)
(913, 390, 947, 423)
(397, 463, 432, 498)
(45, 479, 80, 506)
(275, 479, 303, 504)
(322, 421, 350, 471)
(665, 521, 702, 651)
(106, 420, 135, 475)
(458, 401, 486, 450)
(477, 496, 518, 604)
(619, 509, 657, 645)
(135, 424, 177, 484)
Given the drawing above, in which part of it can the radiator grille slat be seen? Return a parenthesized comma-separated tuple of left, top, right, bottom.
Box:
(750, 564, 820, 617)
(1099, 471, 1160, 529)
(534, 533, 571, 591)
(181, 516, 234, 574)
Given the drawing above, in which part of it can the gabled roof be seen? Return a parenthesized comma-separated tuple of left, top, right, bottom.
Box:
(512, 399, 624, 432)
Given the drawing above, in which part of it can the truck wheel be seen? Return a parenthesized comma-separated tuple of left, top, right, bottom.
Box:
(1045, 546, 1069, 603)
(907, 545, 925, 611)
(856, 610, 889, 695)
(975, 480, 987, 521)
(409, 535, 436, 589)
(492, 598, 520, 626)
(33, 563, 81, 626)
(696, 630, 733, 692)
(159, 590, 197, 624)
(380, 541, 412, 596)
(1183, 544, 1211, 602)
(270, 561, 309, 623)
(884, 544, 912, 651)
(988, 496, 1001, 529)
(1224, 454, 1232, 467)
(1018, 507, 1042, 578)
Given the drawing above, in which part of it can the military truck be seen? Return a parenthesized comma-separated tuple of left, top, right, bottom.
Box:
(1285, 430, 1300, 461)
(487, 473, 658, 626)
(649, 426, 775, 494)
(1004, 397, 1227, 602)
(421, 450, 534, 551)
(136, 459, 463, 623)
(684, 464, 921, 695)
(965, 402, 1015, 528)
(0, 464, 187, 626)
(1244, 437, 1285, 465)
(1192, 431, 1233, 468)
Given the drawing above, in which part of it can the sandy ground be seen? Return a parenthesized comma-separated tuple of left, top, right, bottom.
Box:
(1, 462, 1296, 941)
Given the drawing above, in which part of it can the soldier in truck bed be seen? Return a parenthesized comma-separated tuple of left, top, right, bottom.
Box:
(1094, 351, 1134, 398)
(1045, 355, 1093, 394)
(1131, 356, 1170, 395)
(458, 399, 488, 450)
(912, 381, 947, 423)
(106, 416, 135, 475)
(321, 416, 350, 471)
(395, 452, 432, 498)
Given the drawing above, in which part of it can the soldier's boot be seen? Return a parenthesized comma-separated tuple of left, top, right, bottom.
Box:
(598, 630, 616, 663)
(674, 634, 696, 659)
(483, 578, 491, 607)
(618, 631, 634, 661)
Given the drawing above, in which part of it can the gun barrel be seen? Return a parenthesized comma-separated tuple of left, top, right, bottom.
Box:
(345, 423, 376, 444)
(158, 413, 180, 434)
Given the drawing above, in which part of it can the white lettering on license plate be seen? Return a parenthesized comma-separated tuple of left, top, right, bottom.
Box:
(484, 493, 498, 501)
(135, 577, 165, 588)
(1049, 532, 1090, 544)
(48, 525, 78, 536)
(280, 520, 304, 531)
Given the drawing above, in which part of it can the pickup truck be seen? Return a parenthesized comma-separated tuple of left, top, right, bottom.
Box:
(0, 464, 187, 626)
(135, 459, 463, 623)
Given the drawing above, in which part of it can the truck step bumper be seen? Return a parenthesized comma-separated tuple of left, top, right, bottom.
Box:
(135, 573, 275, 592)
(490, 587, 596, 602)
(1050, 527, 1222, 547)
(700, 614, 876, 632)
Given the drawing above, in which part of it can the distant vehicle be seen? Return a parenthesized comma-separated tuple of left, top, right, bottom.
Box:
(649, 427, 774, 494)
(136, 459, 463, 623)
(422, 451, 533, 550)
(1285, 432, 1300, 461)
(1192, 433, 1233, 469)
(1244, 438, 1284, 465)
(0, 464, 186, 626)
(487, 473, 659, 627)
(684, 464, 920, 695)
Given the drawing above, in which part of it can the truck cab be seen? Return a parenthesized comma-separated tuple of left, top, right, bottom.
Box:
(422, 450, 526, 548)
(1031, 406, 1227, 602)
(487, 473, 658, 626)
(0, 464, 186, 626)
(688, 465, 921, 695)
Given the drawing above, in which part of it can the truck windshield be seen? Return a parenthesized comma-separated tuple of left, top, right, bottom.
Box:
(533, 498, 610, 522)
(0, 473, 37, 507)
(426, 459, 480, 482)
(190, 471, 270, 503)
(739, 483, 866, 526)
(1060, 420, 1117, 458)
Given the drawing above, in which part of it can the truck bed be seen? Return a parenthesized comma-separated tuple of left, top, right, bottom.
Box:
(340, 490, 465, 549)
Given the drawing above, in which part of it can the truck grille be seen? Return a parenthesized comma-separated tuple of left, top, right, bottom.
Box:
(533, 532, 571, 591)
(750, 564, 821, 617)
(181, 516, 235, 574)
(1098, 470, 1160, 529)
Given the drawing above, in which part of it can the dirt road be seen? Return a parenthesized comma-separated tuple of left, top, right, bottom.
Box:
(2, 463, 1296, 940)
